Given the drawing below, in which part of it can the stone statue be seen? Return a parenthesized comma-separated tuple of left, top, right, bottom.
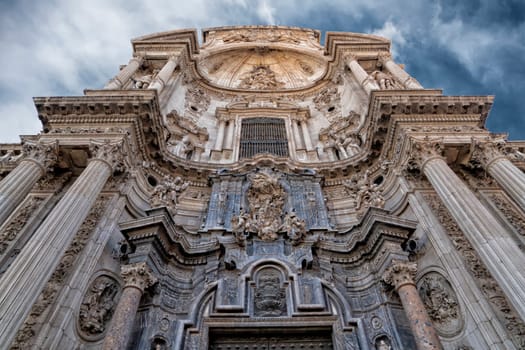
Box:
(78, 276, 119, 336)
(376, 338, 392, 350)
(280, 210, 306, 244)
(371, 71, 401, 90)
(150, 175, 189, 212)
(168, 136, 194, 159)
(132, 74, 152, 89)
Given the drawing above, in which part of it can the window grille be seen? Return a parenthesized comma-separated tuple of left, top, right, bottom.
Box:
(239, 118, 289, 159)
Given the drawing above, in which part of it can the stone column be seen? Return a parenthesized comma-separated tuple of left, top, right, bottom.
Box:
(300, 119, 313, 151)
(0, 140, 57, 226)
(148, 55, 179, 93)
(224, 120, 235, 150)
(0, 140, 125, 348)
(291, 119, 303, 149)
(214, 119, 226, 151)
(412, 140, 525, 321)
(472, 141, 525, 209)
(378, 52, 423, 89)
(102, 262, 157, 350)
(344, 53, 379, 94)
(383, 260, 443, 350)
(104, 56, 144, 89)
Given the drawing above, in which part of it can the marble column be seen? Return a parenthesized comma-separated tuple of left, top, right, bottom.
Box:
(104, 56, 144, 89)
(0, 140, 57, 226)
(148, 55, 179, 92)
(472, 141, 525, 209)
(413, 140, 525, 321)
(300, 119, 313, 151)
(214, 119, 226, 151)
(378, 52, 423, 89)
(344, 53, 379, 95)
(102, 262, 157, 350)
(383, 260, 443, 350)
(0, 140, 125, 348)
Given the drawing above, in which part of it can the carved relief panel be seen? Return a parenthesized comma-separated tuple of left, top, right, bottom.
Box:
(78, 274, 121, 340)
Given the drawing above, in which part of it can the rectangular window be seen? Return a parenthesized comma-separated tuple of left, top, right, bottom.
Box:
(239, 118, 289, 159)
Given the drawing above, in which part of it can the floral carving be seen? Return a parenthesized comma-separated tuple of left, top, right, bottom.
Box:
(121, 262, 157, 292)
(382, 260, 417, 290)
(343, 171, 385, 210)
(488, 193, 525, 236)
(89, 140, 126, 173)
(78, 275, 120, 339)
(11, 197, 109, 349)
(279, 210, 306, 245)
(254, 269, 286, 317)
(0, 196, 45, 255)
(239, 65, 284, 90)
(22, 140, 58, 171)
(418, 272, 461, 335)
(424, 193, 525, 347)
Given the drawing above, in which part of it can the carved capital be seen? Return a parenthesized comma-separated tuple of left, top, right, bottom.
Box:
(382, 260, 417, 290)
(342, 52, 358, 64)
(407, 139, 445, 172)
(470, 140, 506, 168)
(377, 52, 393, 65)
(89, 140, 126, 173)
(22, 140, 58, 172)
(121, 262, 157, 292)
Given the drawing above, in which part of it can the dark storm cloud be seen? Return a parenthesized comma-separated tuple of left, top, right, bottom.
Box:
(1, 0, 524, 141)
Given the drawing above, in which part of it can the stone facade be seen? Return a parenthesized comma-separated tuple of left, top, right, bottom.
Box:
(0, 25, 524, 349)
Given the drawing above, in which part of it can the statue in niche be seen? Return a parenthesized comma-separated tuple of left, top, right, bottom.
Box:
(231, 207, 249, 245)
(418, 273, 460, 329)
(254, 269, 287, 317)
(280, 210, 306, 244)
(371, 70, 402, 90)
(78, 275, 119, 337)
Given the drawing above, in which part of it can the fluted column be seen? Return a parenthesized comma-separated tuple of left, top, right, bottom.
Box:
(214, 119, 226, 151)
(148, 55, 179, 92)
(344, 53, 379, 94)
(0, 140, 125, 348)
(0, 140, 57, 226)
(300, 119, 313, 151)
(412, 140, 525, 321)
(383, 260, 443, 350)
(378, 52, 423, 89)
(104, 56, 144, 89)
(102, 262, 157, 350)
(472, 141, 525, 209)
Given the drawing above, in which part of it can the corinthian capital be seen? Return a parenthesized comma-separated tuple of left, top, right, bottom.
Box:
(89, 139, 126, 173)
(382, 260, 417, 290)
(377, 52, 393, 65)
(342, 52, 358, 63)
(22, 140, 58, 172)
(406, 139, 445, 172)
(121, 262, 157, 292)
(470, 139, 506, 168)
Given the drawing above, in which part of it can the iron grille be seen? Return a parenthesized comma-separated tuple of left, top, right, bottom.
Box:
(239, 118, 289, 159)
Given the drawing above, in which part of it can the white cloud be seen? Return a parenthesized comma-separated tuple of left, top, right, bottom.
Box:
(372, 20, 407, 57)
(257, 0, 276, 25)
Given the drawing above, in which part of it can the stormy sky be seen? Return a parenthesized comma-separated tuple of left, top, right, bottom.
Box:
(1, 0, 524, 142)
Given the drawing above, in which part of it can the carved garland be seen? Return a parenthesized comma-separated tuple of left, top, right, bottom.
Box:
(423, 193, 525, 347)
(0, 196, 45, 256)
(487, 192, 525, 237)
(10, 196, 110, 349)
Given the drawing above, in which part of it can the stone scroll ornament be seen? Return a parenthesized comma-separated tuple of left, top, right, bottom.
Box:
(78, 275, 120, 339)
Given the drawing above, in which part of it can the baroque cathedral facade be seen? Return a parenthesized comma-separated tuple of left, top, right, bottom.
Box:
(0, 26, 524, 350)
